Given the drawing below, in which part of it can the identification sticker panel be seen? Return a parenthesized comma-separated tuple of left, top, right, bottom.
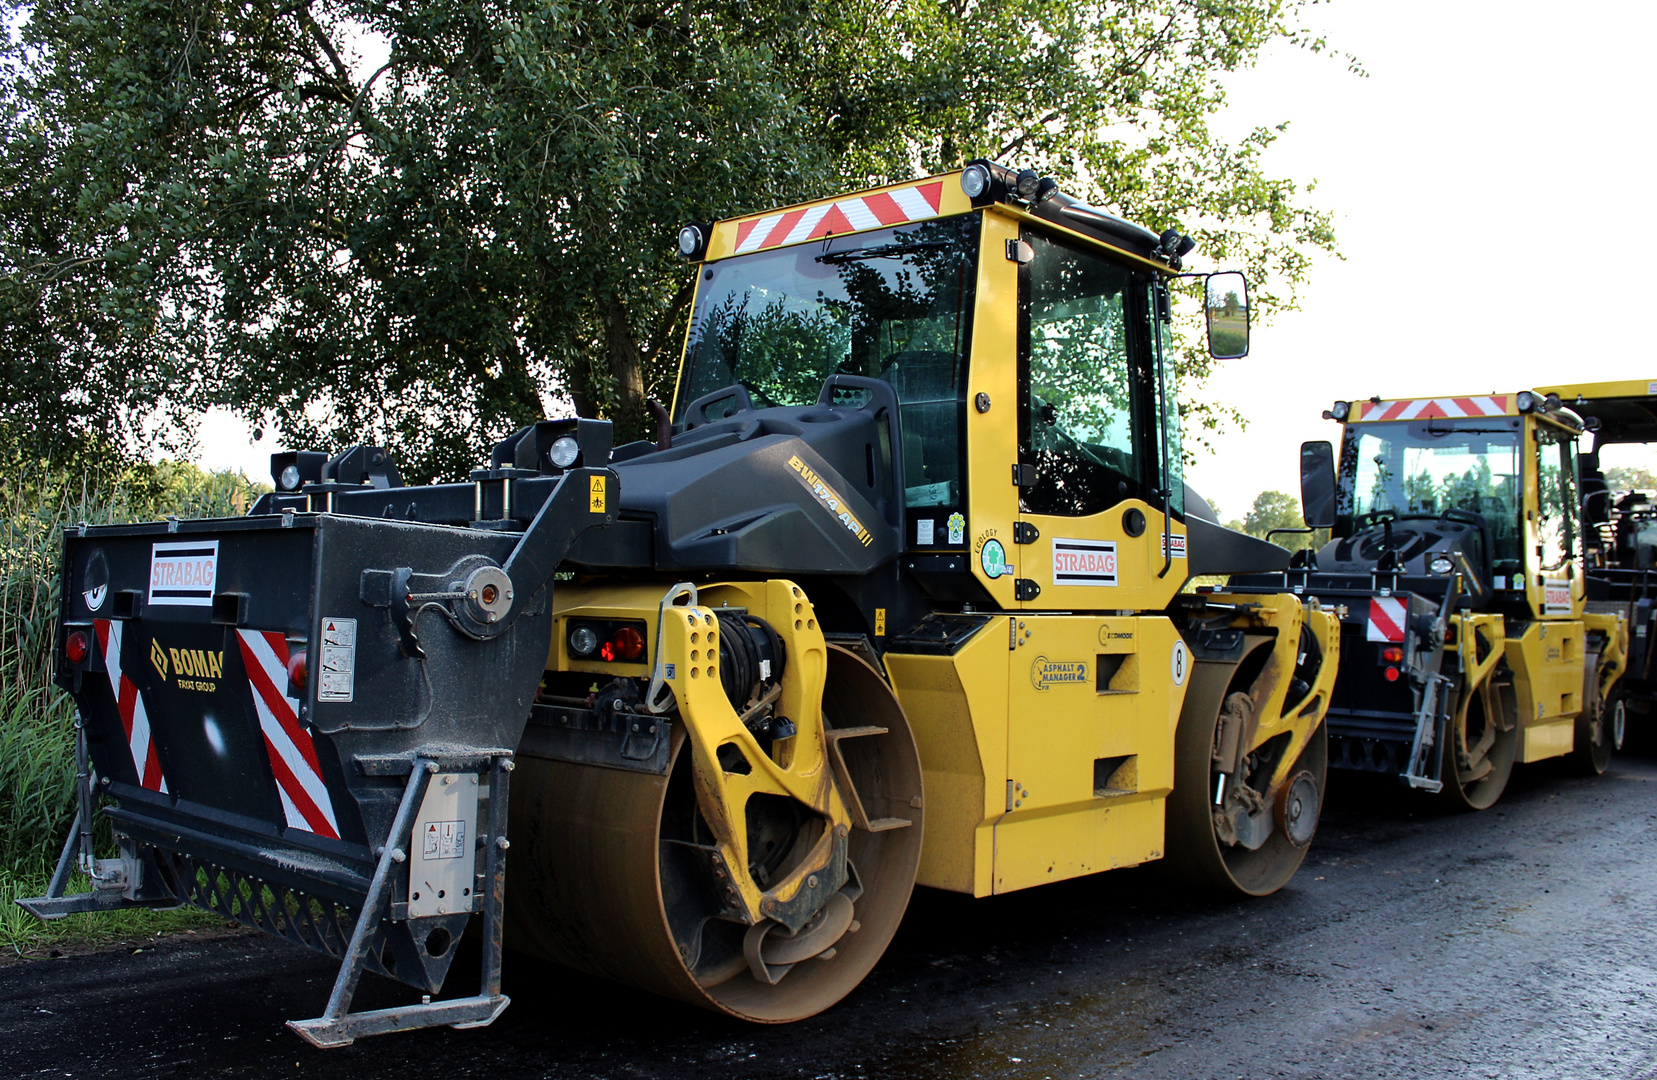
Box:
(149, 540, 219, 607)
(1052, 537, 1118, 587)
(318, 616, 356, 702)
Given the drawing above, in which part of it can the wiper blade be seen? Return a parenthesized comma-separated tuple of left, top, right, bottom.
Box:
(816, 239, 952, 264)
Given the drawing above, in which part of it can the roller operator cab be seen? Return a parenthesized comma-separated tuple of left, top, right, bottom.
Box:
(28, 164, 1339, 1043)
(1231, 391, 1627, 812)
(1537, 381, 1657, 732)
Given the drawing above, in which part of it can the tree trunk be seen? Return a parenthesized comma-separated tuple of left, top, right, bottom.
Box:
(597, 290, 647, 443)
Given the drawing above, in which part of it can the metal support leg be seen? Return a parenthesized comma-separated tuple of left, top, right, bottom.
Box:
(17, 716, 177, 920)
(288, 753, 514, 1049)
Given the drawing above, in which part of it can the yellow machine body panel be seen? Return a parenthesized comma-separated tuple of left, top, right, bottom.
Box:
(1504, 619, 1584, 762)
(961, 209, 1023, 611)
(887, 614, 1192, 896)
(995, 614, 1189, 893)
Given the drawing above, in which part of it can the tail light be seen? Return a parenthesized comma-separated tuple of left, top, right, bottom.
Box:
(1381, 646, 1404, 663)
(1383, 666, 1401, 683)
(286, 649, 308, 691)
(64, 630, 90, 665)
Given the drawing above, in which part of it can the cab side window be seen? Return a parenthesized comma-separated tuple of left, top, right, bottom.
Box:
(1535, 425, 1579, 571)
(1018, 228, 1151, 517)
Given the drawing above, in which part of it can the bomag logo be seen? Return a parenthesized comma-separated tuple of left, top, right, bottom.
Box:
(1030, 655, 1089, 692)
(150, 638, 224, 693)
(787, 455, 874, 547)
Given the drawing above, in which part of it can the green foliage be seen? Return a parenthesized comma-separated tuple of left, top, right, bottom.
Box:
(1606, 465, 1657, 492)
(1, 0, 1349, 480)
(0, 457, 256, 951)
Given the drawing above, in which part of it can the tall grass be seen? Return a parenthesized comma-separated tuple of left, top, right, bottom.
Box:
(0, 460, 263, 953)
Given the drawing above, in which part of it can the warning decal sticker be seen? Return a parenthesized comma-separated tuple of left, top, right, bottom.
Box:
(318, 617, 356, 703)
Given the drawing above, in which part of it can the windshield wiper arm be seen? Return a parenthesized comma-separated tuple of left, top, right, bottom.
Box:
(816, 239, 952, 264)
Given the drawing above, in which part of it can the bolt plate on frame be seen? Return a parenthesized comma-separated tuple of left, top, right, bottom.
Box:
(409, 773, 479, 918)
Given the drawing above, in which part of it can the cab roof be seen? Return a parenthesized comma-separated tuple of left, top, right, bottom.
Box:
(702, 169, 1170, 269)
(1539, 380, 1657, 444)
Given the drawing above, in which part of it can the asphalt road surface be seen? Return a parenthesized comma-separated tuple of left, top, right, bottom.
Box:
(6, 753, 1657, 1080)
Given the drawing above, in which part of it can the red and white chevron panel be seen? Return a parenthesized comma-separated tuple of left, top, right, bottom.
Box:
(236, 629, 339, 839)
(1358, 396, 1509, 422)
(1367, 597, 1407, 643)
(92, 620, 167, 793)
(732, 181, 946, 254)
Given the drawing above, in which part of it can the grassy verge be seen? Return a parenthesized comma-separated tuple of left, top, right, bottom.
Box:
(0, 460, 264, 957)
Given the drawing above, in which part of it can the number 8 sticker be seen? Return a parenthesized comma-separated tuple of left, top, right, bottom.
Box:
(1170, 640, 1190, 687)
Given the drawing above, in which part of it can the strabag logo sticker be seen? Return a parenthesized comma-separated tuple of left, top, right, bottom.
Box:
(1031, 655, 1089, 691)
(787, 455, 874, 547)
(149, 540, 218, 607)
(1161, 534, 1186, 559)
(1543, 578, 1572, 616)
(1052, 537, 1118, 586)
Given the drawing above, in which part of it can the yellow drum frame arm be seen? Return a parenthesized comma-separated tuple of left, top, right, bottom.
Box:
(655, 581, 855, 929)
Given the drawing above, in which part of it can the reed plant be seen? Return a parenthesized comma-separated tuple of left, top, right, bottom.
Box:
(0, 459, 263, 953)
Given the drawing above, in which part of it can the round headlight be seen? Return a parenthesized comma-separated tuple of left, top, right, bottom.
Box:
(1014, 169, 1041, 200)
(1516, 390, 1536, 412)
(1330, 400, 1351, 422)
(548, 435, 581, 469)
(279, 464, 301, 490)
(569, 625, 599, 657)
(960, 163, 991, 198)
(1430, 555, 1454, 575)
(677, 224, 703, 258)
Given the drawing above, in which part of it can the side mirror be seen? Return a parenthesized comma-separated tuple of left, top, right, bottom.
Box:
(1205, 271, 1250, 359)
(1300, 440, 1337, 529)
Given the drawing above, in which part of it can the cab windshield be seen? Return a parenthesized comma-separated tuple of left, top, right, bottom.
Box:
(1337, 417, 1524, 565)
(676, 214, 979, 517)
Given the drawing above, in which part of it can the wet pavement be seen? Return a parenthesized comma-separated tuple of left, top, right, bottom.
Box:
(6, 753, 1657, 1079)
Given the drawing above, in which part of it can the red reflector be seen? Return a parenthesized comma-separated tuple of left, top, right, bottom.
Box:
(65, 631, 89, 665)
(1382, 646, 1404, 663)
(600, 641, 617, 662)
(286, 649, 307, 688)
(1383, 666, 1401, 683)
(613, 626, 645, 661)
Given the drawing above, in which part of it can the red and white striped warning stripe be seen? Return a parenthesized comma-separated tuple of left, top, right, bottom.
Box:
(1358, 396, 1509, 422)
(732, 181, 946, 254)
(236, 630, 339, 839)
(1367, 597, 1407, 643)
(92, 620, 167, 793)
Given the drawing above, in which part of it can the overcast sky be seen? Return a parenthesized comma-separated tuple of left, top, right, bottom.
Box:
(199, 1, 1657, 509)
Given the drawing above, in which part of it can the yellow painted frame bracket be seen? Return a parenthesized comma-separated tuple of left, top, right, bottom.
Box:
(652, 581, 854, 930)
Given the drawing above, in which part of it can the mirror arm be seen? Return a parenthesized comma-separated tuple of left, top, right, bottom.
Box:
(1153, 282, 1175, 579)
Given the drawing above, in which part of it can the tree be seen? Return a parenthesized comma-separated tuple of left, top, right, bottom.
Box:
(1242, 489, 1304, 539)
(1, 0, 1351, 480)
